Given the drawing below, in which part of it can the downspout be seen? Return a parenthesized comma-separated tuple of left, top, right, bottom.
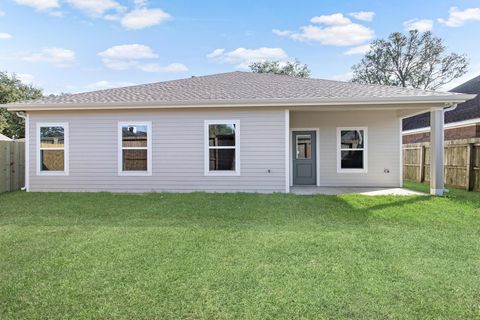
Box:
(16, 112, 28, 191)
(444, 103, 457, 113)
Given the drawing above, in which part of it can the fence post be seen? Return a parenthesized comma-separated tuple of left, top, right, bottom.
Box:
(419, 145, 426, 183)
(466, 143, 475, 191)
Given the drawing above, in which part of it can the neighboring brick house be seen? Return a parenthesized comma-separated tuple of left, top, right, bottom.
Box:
(403, 75, 480, 144)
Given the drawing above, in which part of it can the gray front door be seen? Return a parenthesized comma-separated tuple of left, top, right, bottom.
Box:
(293, 131, 316, 185)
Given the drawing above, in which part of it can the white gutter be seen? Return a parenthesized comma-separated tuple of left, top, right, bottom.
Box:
(5, 94, 476, 112)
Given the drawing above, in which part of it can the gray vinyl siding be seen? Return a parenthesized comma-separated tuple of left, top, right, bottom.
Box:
(291, 110, 401, 187)
(28, 108, 287, 193)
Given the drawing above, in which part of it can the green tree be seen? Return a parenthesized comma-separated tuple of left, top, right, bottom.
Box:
(0, 72, 43, 138)
(351, 30, 469, 90)
(249, 60, 311, 78)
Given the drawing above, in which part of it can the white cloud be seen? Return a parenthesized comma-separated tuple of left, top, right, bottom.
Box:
(121, 7, 171, 29)
(206, 48, 225, 59)
(99, 44, 158, 60)
(14, 0, 59, 11)
(207, 47, 289, 69)
(272, 29, 293, 36)
(0, 32, 12, 40)
(0, 10, 5, 16)
(344, 44, 371, 55)
(86, 80, 136, 90)
(438, 7, 480, 27)
(349, 11, 375, 22)
(99, 44, 187, 73)
(16, 73, 35, 85)
(22, 47, 75, 65)
(404, 19, 433, 32)
(274, 13, 375, 46)
(310, 13, 351, 25)
(65, 0, 125, 18)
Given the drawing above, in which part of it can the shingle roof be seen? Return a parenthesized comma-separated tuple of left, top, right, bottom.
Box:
(8, 72, 470, 109)
(403, 75, 480, 131)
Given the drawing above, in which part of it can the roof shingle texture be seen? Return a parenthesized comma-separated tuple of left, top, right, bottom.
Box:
(403, 75, 480, 130)
(16, 71, 459, 106)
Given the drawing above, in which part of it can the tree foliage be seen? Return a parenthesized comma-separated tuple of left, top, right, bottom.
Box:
(0, 72, 43, 138)
(249, 60, 311, 78)
(351, 30, 469, 90)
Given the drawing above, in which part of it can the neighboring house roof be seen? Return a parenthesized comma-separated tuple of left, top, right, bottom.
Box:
(403, 75, 480, 131)
(0, 133, 12, 141)
(6, 72, 474, 111)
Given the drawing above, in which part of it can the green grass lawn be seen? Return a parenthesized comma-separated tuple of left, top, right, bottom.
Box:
(1, 182, 479, 319)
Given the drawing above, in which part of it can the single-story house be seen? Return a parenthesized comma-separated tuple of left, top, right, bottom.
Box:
(403, 75, 480, 143)
(5, 72, 476, 195)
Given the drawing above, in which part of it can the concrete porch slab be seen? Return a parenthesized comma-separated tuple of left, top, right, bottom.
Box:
(290, 186, 427, 196)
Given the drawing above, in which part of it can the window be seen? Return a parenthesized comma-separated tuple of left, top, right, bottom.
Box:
(296, 135, 312, 160)
(118, 122, 152, 175)
(205, 120, 240, 175)
(337, 127, 367, 173)
(37, 123, 68, 175)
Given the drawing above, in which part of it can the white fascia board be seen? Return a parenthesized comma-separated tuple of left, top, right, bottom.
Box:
(5, 94, 476, 112)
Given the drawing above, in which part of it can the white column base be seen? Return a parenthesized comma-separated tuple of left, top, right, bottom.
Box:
(430, 188, 444, 196)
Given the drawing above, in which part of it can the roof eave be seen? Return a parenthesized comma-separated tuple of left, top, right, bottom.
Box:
(6, 94, 476, 112)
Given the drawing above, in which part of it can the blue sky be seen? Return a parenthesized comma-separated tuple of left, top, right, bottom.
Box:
(1, 0, 480, 94)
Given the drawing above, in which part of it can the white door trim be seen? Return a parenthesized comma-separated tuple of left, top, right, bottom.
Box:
(290, 128, 320, 187)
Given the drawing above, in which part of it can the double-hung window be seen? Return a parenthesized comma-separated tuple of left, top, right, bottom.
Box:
(205, 120, 240, 175)
(337, 127, 367, 173)
(37, 123, 68, 175)
(118, 122, 152, 175)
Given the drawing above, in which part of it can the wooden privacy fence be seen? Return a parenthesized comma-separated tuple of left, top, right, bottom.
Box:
(0, 141, 25, 193)
(403, 138, 480, 191)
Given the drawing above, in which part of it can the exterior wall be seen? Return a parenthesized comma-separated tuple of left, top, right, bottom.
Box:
(291, 110, 401, 187)
(28, 108, 287, 193)
(403, 124, 480, 144)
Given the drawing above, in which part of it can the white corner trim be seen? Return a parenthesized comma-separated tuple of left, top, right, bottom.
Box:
(336, 127, 368, 174)
(403, 117, 480, 135)
(36, 122, 69, 176)
(25, 114, 30, 191)
(204, 120, 240, 176)
(399, 118, 403, 188)
(284, 110, 290, 193)
(290, 128, 320, 186)
(117, 121, 152, 176)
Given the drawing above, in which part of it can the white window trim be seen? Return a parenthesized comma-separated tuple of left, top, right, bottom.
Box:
(118, 121, 152, 176)
(337, 127, 368, 174)
(204, 120, 240, 176)
(36, 122, 69, 176)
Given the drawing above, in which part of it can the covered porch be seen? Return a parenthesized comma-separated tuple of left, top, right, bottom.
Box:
(286, 106, 448, 196)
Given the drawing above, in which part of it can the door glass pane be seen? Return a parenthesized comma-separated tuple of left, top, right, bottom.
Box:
(123, 149, 148, 171)
(341, 130, 364, 149)
(209, 124, 235, 146)
(122, 125, 148, 148)
(341, 150, 363, 169)
(296, 135, 312, 160)
(41, 150, 64, 171)
(40, 126, 64, 148)
(209, 149, 235, 171)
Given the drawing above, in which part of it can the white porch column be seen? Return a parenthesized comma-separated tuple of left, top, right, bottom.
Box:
(430, 109, 444, 196)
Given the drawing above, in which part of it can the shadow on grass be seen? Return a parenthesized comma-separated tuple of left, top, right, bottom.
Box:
(0, 190, 447, 230)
